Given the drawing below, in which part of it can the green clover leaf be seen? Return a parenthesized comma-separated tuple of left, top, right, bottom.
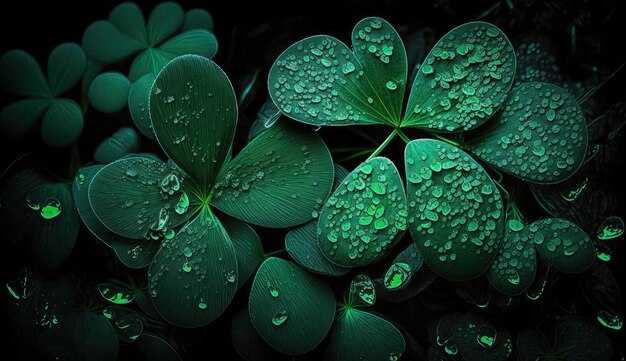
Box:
(0, 43, 86, 147)
(87, 55, 334, 327)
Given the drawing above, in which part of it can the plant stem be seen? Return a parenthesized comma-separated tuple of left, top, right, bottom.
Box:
(265, 248, 286, 258)
(339, 149, 376, 162)
(366, 129, 397, 161)
(397, 129, 411, 144)
(427, 131, 462, 147)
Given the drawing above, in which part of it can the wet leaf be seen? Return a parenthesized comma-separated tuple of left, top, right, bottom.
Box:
(319, 157, 408, 267)
(405, 139, 504, 280)
(150, 55, 236, 194)
(148, 213, 238, 327)
(249, 257, 335, 355)
(531, 218, 594, 273)
(467, 82, 587, 184)
(286, 220, 350, 276)
(212, 122, 334, 228)
(403, 22, 515, 132)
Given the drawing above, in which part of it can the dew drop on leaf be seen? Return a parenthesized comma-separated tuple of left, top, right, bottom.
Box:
(597, 310, 623, 330)
(98, 283, 135, 304)
(383, 262, 412, 290)
(596, 216, 624, 240)
(272, 308, 288, 326)
(39, 198, 62, 219)
(476, 324, 497, 349)
(350, 274, 376, 305)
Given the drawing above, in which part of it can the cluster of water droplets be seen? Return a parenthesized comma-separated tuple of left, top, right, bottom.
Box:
(489, 219, 536, 291)
(406, 23, 514, 131)
(530, 218, 591, 261)
(319, 158, 407, 265)
(470, 82, 586, 183)
(350, 274, 376, 305)
(406, 141, 503, 271)
(514, 40, 562, 87)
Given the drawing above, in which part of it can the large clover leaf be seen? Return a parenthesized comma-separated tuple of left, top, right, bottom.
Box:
(405, 139, 505, 280)
(269, 18, 515, 132)
(0, 43, 86, 147)
(88, 55, 334, 327)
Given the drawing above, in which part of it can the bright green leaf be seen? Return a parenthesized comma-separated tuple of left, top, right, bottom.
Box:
(405, 139, 504, 280)
(150, 55, 236, 194)
(467, 82, 587, 184)
(319, 157, 407, 267)
(324, 308, 405, 361)
(212, 122, 334, 228)
(148, 213, 238, 327)
(403, 22, 515, 132)
(249, 257, 336, 355)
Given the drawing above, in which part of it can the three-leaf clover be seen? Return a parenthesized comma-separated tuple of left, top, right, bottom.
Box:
(85, 54, 334, 327)
(0, 43, 86, 147)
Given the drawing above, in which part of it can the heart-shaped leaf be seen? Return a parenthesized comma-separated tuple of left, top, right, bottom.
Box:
(148, 212, 238, 327)
(318, 157, 408, 267)
(150, 55, 236, 194)
(89, 72, 131, 113)
(467, 82, 587, 184)
(94, 127, 140, 164)
(211, 122, 334, 228)
(89, 156, 195, 239)
(249, 257, 336, 355)
(402, 22, 515, 132)
(405, 139, 504, 280)
(530, 218, 594, 273)
(433, 313, 512, 361)
(73, 164, 159, 268)
(324, 308, 405, 361)
(487, 219, 537, 296)
(269, 17, 406, 126)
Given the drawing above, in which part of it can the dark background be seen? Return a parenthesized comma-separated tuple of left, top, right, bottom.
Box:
(1, 0, 626, 360)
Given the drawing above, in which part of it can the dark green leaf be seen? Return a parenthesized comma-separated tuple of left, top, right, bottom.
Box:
(318, 157, 408, 267)
(148, 213, 238, 327)
(108, 2, 147, 44)
(487, 220, 537, 296)
(231, 308, 282, 361)
(0, 49, 49, 97)
(212, 122, 334, 228)
(157, 29, 218, 60)
(530, 218, 594, 273)
(467, 82, 587, 184)
(150, 55, 235, 193)
(47, 43, 87, 96)
(183, 9, 214, 31)
(221, 215, 264, 290)
(324, 308, 405, 361)
(82, 20, 144, 65)
(405, 139, 504, 280)
(40, 98, 83, 148)
(147, 2, 184, 46)
(89, 72, 131, 113)
(89, 156, 195, 239)
(129, 74, 156, 139)
(135, 333, 181, 361)
(403, 22, 515, 132)
(268, 17, 406, 127)
(0, 99, 49, 138)
(128, 48, 171, 82)
(94, 127, 140, 164)
(249, 257, 336, 355)
(286, 220, 350, 276)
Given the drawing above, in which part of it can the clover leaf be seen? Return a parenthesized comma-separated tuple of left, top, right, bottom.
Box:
(0, 43, 86, 147)
(87, 55, 334, 327)
(405, 139, 505, 280)
(487, 217, 595, 296)
(269, 18, 514, 132)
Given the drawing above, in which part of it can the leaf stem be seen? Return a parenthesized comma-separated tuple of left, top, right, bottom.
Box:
(265, 248, 286, 258)
(426, 131, 462, 147)
(366, 129, 397, 161)
(339, 149, 376, 162)
(396, 128, 411, 144)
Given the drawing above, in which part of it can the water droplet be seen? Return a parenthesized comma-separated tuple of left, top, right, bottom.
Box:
(268, 282, 279, 298)
(98, 283, 134, 304)
(507, 271, 520, 285)
(350, 274, 376, 305)
(175, 191, 190, 215)
(383, 262, 412, 290)
(444, 342, 458, 355)
(597, 216, 624, 240)
(476, 324, 497, 349)
(5, 267, 35, 301)
(386, 81, 397, 90)
(272, 308, 288, 326)
(225, 270, 236, 283)
(40, 198, 62, 219)
(597, 310, 623, 330)
(198, 299, 207, 309)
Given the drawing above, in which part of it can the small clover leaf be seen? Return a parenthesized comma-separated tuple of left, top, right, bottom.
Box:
(0, 43, 86, 147)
